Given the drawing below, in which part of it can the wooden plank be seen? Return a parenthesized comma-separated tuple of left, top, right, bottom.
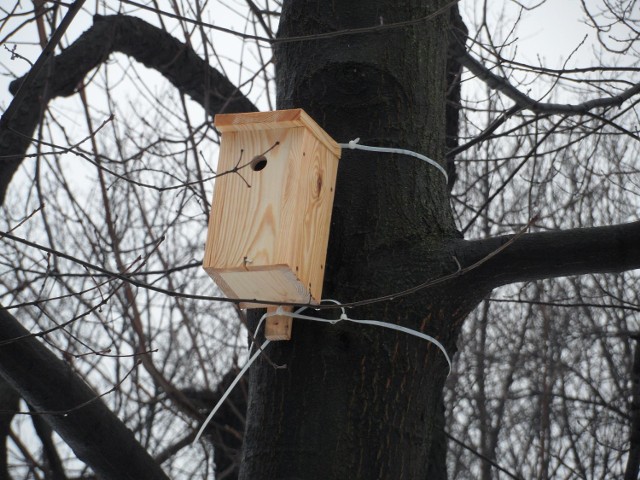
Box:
(214, 109, 341, 158)
(265, 306, 293, 341)
(204, 127, 293, 270)
(207, 267, 313, 309)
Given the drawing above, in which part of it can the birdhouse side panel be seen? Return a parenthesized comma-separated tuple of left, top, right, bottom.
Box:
(204, 128, 301, 273)
(275, 130, 339, 303)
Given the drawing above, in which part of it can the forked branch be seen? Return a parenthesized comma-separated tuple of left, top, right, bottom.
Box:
(449, 22, 640, 116)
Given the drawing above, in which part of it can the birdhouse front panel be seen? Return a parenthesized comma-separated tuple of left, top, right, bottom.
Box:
(203, 109, 340, 308)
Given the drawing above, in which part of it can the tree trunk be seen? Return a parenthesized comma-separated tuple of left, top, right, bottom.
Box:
(624, 337, 640, 480)
(240, 2, 476, 478)
(0, 378, 19, 480)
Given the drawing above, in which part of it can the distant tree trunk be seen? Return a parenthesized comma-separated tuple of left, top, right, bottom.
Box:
(239, 2, 475, 478)
(625, 338, 640, 480)
(0, 378, 19, 480)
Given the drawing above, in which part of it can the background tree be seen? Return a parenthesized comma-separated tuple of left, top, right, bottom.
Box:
(0, 1, 639, 479)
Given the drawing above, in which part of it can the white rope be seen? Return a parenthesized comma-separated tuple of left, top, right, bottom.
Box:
(338, 138, 448, 184)
(193, 338, 271, 443)
(193, 300, 451, 444)
(268, 303, 452, 373)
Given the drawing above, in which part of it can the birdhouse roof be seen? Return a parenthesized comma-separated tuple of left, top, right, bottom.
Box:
(214, 108, 341, 158)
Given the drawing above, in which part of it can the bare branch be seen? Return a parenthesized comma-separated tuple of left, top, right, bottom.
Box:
(0, 13, 257, 204)
(0, 0, 85, 129)
(0, 305, 170, 480)
(450, 34, 640, 116)
(0, 378, 19, 479)
(458, 221, 640, 288)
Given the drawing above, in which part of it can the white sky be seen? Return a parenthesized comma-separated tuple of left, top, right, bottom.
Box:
(0, 1, 616, 102)
(461, 0, 596, 67)
(514, 1, 593, 64)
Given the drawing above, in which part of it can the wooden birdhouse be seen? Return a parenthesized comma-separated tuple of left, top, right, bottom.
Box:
(203, 109, 341, 340)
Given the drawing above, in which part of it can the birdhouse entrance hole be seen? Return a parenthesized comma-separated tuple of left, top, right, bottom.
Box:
(203, 109, 341, 340)
(250, 155, 268, 171)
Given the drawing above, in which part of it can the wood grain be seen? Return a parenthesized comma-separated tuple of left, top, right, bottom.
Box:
(265, 306, 293, 341)
(203, 109, 340, 310)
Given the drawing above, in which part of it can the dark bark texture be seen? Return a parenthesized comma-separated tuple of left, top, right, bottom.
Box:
(457, 221, 640, 289)
(240, 2, 471, 479)
(239, 3, 640, 478)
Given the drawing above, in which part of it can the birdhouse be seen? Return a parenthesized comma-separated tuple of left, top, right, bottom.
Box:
(203, 109, 341, 339)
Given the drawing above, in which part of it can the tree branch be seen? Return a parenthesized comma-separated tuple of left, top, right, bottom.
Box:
(450, 32, 640, 116)
(0, 14, 257, 204)
(444, 4, 468, 190)
(0, 306, 170, 480)
(0, 0, 85, 130)
(457, 221, 640, 288)
(28, 405, 67, 480)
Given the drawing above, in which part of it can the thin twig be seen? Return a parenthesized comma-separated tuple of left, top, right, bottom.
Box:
(0, 0, 85, 128)
(0, 218, 538, 310)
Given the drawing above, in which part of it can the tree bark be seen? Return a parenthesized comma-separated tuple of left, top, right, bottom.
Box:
(240, 2, 466, 479)
(0, 306, 169, 480)
(457, 221, 640, 289)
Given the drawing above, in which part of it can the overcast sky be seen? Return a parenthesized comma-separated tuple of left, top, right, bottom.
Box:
(0, 1, 629, 112)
